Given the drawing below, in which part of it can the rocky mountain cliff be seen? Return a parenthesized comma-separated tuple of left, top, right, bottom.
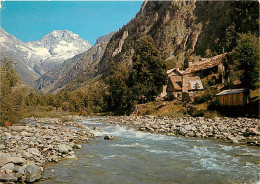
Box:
(0, 28, 91, 86)
(98, 1, 259, 76)
(35, 31, 115, 93)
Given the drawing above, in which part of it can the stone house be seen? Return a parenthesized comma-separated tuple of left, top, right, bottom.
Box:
(160, 53, 227, 100)
(165, 71, 204, 100)
(184, 53, 226, 84)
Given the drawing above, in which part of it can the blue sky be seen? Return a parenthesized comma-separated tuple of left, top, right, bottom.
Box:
(0, 1, 143, 45)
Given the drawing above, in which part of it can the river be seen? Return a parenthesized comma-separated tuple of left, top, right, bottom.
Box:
(39, 117, 260, 184)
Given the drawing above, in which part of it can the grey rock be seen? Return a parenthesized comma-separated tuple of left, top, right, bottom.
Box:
(21, 151, 33, 158)
(27, 148, 40, 156)
(25, 163, 42, 182)
(57, 144, 70, 154)
(184, 125, 192, 131)
(0, 145, 5, 150)
(2, 132, 12, 140)
(17, 167, 25, 175)
(186, 131, 195, 137)
(9, 157, 26, 165)
(1, 163, 14, 172)
(0, 173, 17, 182)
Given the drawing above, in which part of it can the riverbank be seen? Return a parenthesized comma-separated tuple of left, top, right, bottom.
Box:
(108, 116, 260, 146)
(0, 116, 93, 183)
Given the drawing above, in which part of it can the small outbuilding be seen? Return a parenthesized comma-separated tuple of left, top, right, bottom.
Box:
(216, 88, 246, 106)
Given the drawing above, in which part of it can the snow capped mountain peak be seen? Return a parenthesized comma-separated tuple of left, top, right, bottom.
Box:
(23, 29, 92, 67)
(41, 29, 81, 42)
(0, 28, 92, 79)
(26, 29, 91, 51)
(0, 27, 24, 45)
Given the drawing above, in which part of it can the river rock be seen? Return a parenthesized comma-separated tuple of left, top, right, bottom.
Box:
(104, 135, 113, 140)
(21, 151, 33, 159)
(25, 164, 42, 183)
(0, 173, 17, 182)
(27, 148, 41, 156)
(1, 163, 14, 173)
(2, 132, 12, 140)
(9, 157, 26, 165)
(74, 144, 82, 149)
(17, 167, 25, 175)
(186, 131, 195, 137)
(184, 125, 192, 131)
(0, 145, 5, 150)
(57, 144, 71, 154)
(0, 159, 8, 167)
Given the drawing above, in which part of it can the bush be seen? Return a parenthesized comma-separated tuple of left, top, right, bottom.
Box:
(204, 111, 220, 119)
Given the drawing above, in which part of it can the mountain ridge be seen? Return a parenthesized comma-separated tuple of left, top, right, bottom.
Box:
(35, 31, 115, 93)
(0, 28, 92, 86)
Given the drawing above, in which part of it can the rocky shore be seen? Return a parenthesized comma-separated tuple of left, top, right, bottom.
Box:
(0, 116, 93, 183)
(108, 116, 260, 146)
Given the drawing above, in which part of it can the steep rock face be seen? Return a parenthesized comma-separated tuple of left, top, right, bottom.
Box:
(35, 32, 115, 93)
(98, 1, 259, 76)
(98, 1, 199, 75)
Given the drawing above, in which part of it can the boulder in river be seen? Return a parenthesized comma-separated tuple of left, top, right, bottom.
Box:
(25, 163, 42, 183)
(104, 135, 114, 140)
(57, 144, 72, 154)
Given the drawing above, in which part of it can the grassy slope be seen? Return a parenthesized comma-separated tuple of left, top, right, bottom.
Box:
(131, 88, 259, 118)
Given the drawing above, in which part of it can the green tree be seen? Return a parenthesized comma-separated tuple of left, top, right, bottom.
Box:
(194, 82, 200, 90)
(0, 58, 22, 124)
(232, 32, 259, 100)
(129, 35, 167, 103)
(106, 62, 130, 112)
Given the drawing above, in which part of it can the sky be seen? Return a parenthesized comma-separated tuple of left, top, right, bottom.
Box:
(0, 1, 143, 45)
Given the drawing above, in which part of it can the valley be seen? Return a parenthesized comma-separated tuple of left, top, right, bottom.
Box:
(0, 1, 259, 183)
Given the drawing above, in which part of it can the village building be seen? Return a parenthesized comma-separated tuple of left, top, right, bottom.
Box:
(183, 53, 226, 76)
(160, 53, 227, 100)
(166, 72, 204, 100)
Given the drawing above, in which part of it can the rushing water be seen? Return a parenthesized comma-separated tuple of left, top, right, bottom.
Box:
(39, 117, 260, 184)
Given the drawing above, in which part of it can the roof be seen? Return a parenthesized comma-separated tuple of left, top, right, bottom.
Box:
(167, 68, 184, 76)
(167, 68, 174, 74)
(216, 88, 244, 96)
(184, 53, 226, 74)
(168, 76, 182, 91)
(188, 77, 204, 90)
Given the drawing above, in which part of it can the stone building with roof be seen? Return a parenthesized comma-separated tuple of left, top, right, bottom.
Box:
(159, 67, 204, 100)
(160, 53, 228, 100)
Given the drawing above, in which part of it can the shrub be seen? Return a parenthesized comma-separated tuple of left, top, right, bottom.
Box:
(204, 111, 220, 119)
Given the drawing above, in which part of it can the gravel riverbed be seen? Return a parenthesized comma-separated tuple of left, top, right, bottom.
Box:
(0, 116, 93, 183)
(1, 115, 259, 183)
(108, 116, 260, 146)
